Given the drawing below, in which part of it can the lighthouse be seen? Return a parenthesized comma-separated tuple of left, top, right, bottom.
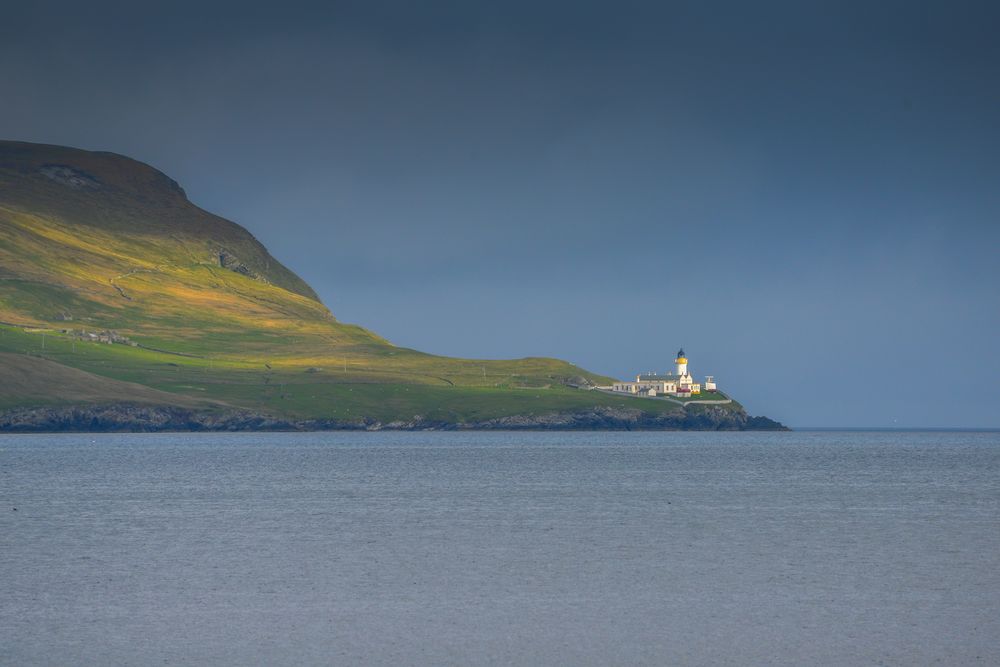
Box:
(609, 346, 713, 397)
(675, 348, 688, 376)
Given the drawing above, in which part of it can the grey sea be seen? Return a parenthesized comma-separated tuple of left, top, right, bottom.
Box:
(1, 431, 998, 666)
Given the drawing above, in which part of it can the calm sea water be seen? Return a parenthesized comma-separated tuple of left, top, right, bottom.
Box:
(1, 431, 998, 665)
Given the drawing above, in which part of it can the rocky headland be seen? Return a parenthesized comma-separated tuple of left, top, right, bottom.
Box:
(0, 403, 787, 433)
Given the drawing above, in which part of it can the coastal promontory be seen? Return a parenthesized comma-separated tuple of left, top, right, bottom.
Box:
(0, 141, 785, 432)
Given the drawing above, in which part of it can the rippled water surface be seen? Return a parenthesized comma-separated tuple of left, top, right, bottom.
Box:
(2, 431, 999, 665)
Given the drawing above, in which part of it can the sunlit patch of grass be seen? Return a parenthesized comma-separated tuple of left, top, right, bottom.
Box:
(0, 323, 700, 421)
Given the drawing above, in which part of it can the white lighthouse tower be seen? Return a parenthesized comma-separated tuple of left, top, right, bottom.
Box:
(675, 348, 688, 376)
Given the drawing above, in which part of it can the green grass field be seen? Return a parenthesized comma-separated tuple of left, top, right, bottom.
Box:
(0, 325, 707, 422)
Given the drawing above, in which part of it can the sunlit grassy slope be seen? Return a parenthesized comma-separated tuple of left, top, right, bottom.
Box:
(0, 140, 731, 422)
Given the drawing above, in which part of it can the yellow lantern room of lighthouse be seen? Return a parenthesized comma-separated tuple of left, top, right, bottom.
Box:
(674, 348, 700, 395)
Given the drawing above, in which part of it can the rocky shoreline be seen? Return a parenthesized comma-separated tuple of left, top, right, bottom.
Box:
(0, 403, 788, 433)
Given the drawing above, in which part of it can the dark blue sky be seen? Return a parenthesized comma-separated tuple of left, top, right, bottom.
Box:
(3, 1, 998, 426)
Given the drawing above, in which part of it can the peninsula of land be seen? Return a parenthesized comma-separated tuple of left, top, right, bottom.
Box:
(0, 140, 785, 432)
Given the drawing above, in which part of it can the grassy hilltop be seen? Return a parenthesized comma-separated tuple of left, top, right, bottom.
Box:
(0, 140, 773, 430)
